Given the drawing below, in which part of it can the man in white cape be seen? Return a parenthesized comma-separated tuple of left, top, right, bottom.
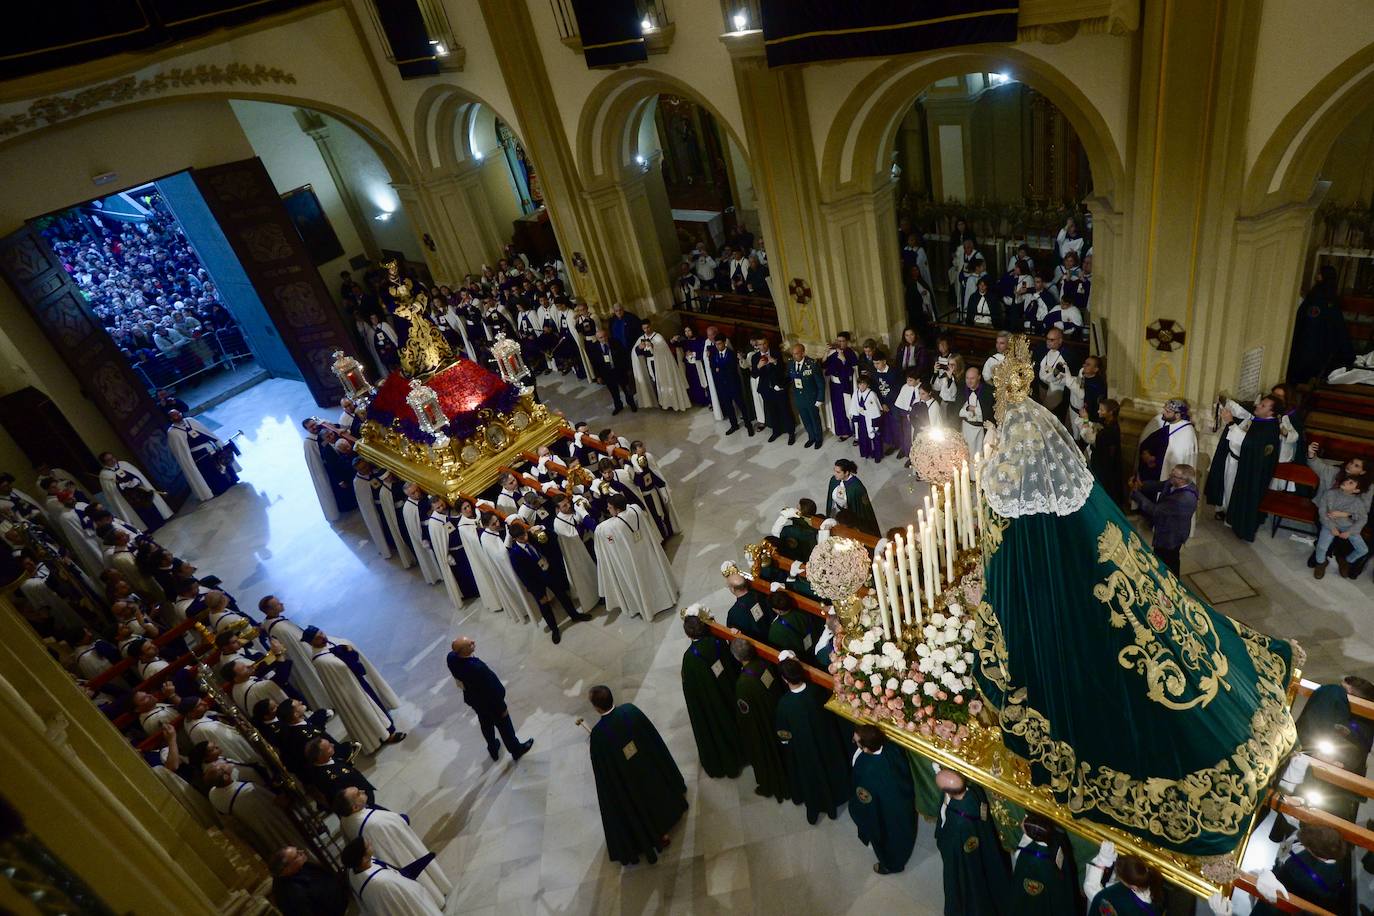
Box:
(351, 459, 394, 561)
(428, 497, 485, 611)
(57, 496, 105, 578)
(343, 837, 443, 916)
(302, 625, 405, 754)
(97, 451, 173, 531)
(631, 320, 692, 411)
(552, 491, 600, 613)
(594, 494, 678, 620)
(1135, 398, 1199, 484)
(401, 484, 441, 586)
(336, 787, 451, 907)
(205, 761, 301, 857)
(166, 409, 239, 502)
(181, 696, 268, 767)
(299, 419, 339, 522)
(257, 595, 333, 711)
(477, 513, 541, 626)
(376, 471, 414, 569)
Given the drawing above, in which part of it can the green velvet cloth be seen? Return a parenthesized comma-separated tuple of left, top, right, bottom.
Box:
(778, 520, 820, 562)
(1010, 838, 1080, 915)
(681, 637, 742, 778)
(974, 483, 1296, 856)
(1088, 882, 1161, 915)
(826, 475, 880, 535)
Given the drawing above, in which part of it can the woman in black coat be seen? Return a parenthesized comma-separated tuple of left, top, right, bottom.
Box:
(1088, 398, 1126, 508)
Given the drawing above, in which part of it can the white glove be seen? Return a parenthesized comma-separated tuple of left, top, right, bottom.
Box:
(820, 519, 838, 530)
(1092, 840, 1117, 868)
(777, 650, 797, 662)
(1277, 752, 1311, 793)
(1206, 891, 1232, 915)
(1255, 869, 1286, 903)
(769, 582, 784, 593)
(789, 561, 803, 576)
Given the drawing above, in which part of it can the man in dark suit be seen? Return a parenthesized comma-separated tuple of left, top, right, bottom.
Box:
(302, 736, 377, 805)
(273, 698, 356, 775)
(709, 336, 755, 436)
(751, 338, 795, 444)
(508, 518, 589, 643)
(590, 328, 637, 415)
(447, 636, 534, 761)
(607, 303, 641, 350)
(270, 845, 349, 916)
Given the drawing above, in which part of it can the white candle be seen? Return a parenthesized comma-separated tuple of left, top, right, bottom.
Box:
(923, 517, 936, 607)
(893, 535, 911, 636)
(960, 461, 973, 546)
(884, 546, 901, 641)
(905, 524, 919, 626)
(873, 560, 890, 640)
(953, 465, 966, 547)
(944, 482, 955, 583)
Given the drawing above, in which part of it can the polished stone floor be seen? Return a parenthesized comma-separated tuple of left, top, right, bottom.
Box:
(153, 373, 1374, 915)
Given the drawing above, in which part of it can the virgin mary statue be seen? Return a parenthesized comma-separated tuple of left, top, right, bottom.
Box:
(972, 338, 1297, 858)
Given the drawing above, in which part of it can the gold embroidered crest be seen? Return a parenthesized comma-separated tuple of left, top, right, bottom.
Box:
(963, 836, 979, 853)
(855, 787, 873, 804)
(736, 699, 750, 715)
(1023, 879, 1044, 896)
(776, 729, 792, 741)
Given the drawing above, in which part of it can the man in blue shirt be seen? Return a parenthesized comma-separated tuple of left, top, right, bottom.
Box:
(446, 637, 534, 761)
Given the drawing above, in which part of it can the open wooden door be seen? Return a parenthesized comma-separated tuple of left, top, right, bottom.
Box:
(0, 226, 190, 499)
(191, 158, 359, 408)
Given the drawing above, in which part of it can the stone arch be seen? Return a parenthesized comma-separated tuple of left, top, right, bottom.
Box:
(575, 68, 752, 184)
(820, 48, 1125, 205)
(1243, 43, 1374, 212)
(412, 84, 525, 177)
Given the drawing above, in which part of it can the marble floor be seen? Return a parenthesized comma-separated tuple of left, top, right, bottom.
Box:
(153, 373, 1374, 915)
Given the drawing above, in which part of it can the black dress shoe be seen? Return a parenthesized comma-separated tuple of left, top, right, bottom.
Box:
(487, 744, 501, 761)
(552, 629, 562, 644)
(612, 406, 623, 416)
(746, 426, 755, 437)
(570, 612, 593, 621)
(768, 431, 782, 442)
(787, 435, 796, 445)
(512, 738, 535, 760)
(383, 731, 408, 745)
(726, 424, 740, 435)
(629, 403, 638, 412)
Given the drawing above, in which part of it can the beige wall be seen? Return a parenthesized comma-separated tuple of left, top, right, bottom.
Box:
(1317, 104, 1374, 206)
(0, 97, 255, 463)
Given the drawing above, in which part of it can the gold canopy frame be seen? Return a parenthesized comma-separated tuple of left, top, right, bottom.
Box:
(354, 392, 568, 501)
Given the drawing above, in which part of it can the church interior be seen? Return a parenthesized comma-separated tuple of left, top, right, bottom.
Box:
(2, 1, 1374, 914)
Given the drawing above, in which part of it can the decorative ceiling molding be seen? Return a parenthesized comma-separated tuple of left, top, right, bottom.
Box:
(0, 63, 296, 138)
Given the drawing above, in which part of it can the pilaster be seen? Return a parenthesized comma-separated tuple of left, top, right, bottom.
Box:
(580, 157, 675, 314)
(0, 598, 271, 915)
(820, 179, 905, 345)
(294, 109, 381, 262)
(414, 161, 508, 280)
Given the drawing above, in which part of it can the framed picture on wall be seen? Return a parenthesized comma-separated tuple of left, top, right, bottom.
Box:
(281, 184, 343, 265)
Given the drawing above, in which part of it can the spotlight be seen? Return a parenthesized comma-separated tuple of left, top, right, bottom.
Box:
(733, 11, 748, 31)
(1315, 739, 1335, 756)
(641, 15, 653, 32)
(473, 151, 484, 162)
(929, 426, 947, 442)
(374, 212, 393, 222)
(634, 154, 647, 166)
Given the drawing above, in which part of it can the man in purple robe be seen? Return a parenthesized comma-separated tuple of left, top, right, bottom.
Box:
(823, 332, 859, 440)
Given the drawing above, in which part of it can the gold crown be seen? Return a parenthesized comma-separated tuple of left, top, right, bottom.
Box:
(992, 334, 1035, 423)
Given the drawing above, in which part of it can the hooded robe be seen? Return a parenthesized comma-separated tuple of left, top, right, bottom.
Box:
(589, 703, 688, 865)
(594, 505, 678, 620)
(310, 637, 401, 755)
(99, 461, 174, 530)
(340, 806, 452, 907)
(681, 635, 743, 778)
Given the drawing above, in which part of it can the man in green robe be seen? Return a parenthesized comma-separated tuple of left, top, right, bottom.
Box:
(1084, 848, 1163, 915)
(825, 459, 880, 535)
(775, 657, 850, 824)
(772, 498, 820, 562)
(766, 593, 817, 662)
(849, 724, 917, 874)
(724, 574, 771, 642)
(1204, 394, 1289, 541)
(587, 685, 687, 865)
(680, 613, 742, 778)
(934, 769, 1012, 915)
(731, 639, 787, 801)
(1008, 811, 1079, 915)
(758, 541, 819, 600)
(1252, 824, 1349, 915)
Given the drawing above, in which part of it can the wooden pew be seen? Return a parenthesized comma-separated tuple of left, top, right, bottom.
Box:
(933, 322, 1090, 370)
(1257, 464, 1320, 537)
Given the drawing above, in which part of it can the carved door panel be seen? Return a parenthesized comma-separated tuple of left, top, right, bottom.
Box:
(0, 225, 189, 499)
(191, 158, 359, 408)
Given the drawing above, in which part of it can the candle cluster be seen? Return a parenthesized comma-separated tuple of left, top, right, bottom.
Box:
(870, 458, 983, 642)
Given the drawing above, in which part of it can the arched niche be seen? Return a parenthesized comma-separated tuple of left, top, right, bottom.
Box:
(820, 49, 1124, 208)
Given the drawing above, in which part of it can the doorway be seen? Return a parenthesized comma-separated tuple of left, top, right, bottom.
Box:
(33, 170, 299, 413)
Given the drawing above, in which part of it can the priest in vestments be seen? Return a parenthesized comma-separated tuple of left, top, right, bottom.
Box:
(594, 495, 678, 620)
(849, 724, 916, 875)
(825, 459, 879, 535)
(342, 837, 443, 916)
(1134, 399, 1196, 483)
(97, 451, 173, 531)
(1204, 394, 1293, 541)
(775, 657, 850, 825)
(934, 769, 1013, 916)
(335, 787, 451, 908)
(680, 612, 742, 778)
(731, 639, 787, 801)
(632, 321, 693, 411)
(587, 685, 688, 865)
(302, 626, 406, 754)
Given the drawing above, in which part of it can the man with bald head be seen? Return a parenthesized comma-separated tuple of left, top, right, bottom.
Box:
(445, 637, 533, 761)
(724, 573, 770, 642)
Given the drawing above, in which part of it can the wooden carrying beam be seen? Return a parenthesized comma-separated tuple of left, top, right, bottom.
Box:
(1297, 678, 1374, 722)
(1274, 798, 1374, 852)
(802, 513, 877, 548)
(703, 619, 832, 689)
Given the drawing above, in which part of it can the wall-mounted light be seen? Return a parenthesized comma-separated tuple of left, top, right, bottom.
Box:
(989, 72, 1013, 85)
(375, 212, 393, 222)
(732, 11, 748, 31)
(641, 15, 653, 32)
(473, 151, 485, 162)
(634, 154, 646, 166)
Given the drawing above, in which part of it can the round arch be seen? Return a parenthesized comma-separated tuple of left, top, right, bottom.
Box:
(413, 84, 526, 176)
(1243, 43, 1374, 212)
(820, 49, 1125, 204)
(575, 68, 753, 185)
(0, 89, 420, 190)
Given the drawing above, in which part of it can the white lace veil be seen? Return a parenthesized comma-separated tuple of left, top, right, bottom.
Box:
(982, 365, 1095, 519)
